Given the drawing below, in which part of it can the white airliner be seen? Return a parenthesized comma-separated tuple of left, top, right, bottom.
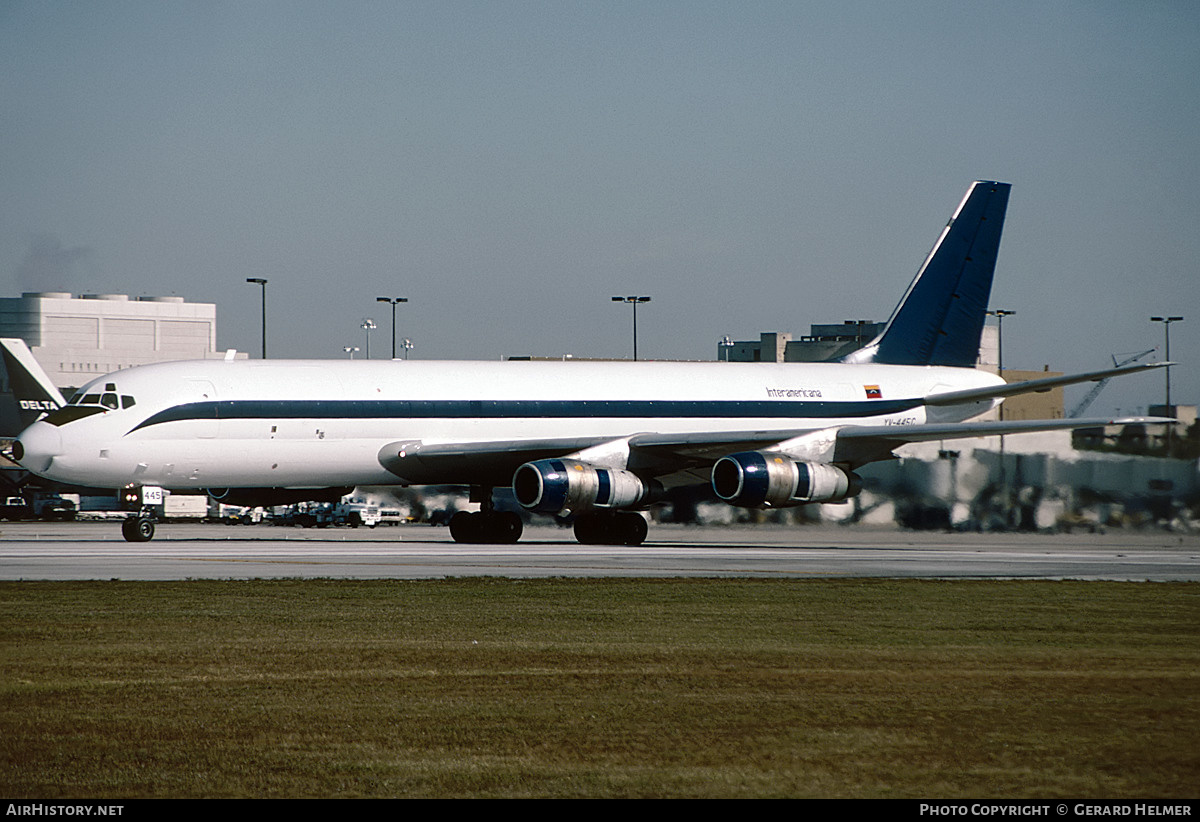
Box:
(11, 181, 1168, 543)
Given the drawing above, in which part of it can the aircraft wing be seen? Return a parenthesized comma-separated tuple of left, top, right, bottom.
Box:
(379, 413, 1176, 487)
(378, 430, 810, 487)
(378, 437, 616, 486)
(621, 416, 1176, 473)
(375, 360, 1178, 485)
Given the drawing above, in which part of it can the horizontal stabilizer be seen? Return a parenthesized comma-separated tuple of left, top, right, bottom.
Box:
(839, 415, 1178, 443)
(924, 362, 1170, 407)
(828, 415, 1177, 469)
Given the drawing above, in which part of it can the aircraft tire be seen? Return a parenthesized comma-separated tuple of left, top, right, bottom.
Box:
(449, 511, 524, 544)
(572, 514, 602, 545)
(121, 515, 155, 543)
(573, 512, 647, 546)
(449, 511, 479, 543)
(495, 511, 523, 544)
(622, 512, 648, 546)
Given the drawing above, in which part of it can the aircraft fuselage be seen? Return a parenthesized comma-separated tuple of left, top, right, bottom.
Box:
(14, 357, 1002, 491)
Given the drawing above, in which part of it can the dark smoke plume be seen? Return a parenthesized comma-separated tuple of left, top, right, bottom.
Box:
(15, 234, 92, 292)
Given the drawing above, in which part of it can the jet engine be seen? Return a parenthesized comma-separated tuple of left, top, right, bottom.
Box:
(711, 451, 862, 508)
(513, 458, 658, 517)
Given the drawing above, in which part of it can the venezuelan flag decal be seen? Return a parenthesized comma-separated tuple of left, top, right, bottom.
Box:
(864, 385, 883, 399)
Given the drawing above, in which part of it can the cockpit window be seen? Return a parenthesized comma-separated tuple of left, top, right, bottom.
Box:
(68, 390, 136, 408)
(48, 386, 138, 424)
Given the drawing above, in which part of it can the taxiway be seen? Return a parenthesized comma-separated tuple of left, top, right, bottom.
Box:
(1, 521, 1198, 581)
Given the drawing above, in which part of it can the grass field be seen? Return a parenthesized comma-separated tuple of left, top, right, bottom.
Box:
(1, 578, 1197, 798)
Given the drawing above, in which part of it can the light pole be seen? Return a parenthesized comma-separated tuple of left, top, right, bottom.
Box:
(400, 338, 413, 360)
(986, 309, 1015, 419)
(986, 309, 1015, 520)
(361, 319, 377, 359)
(377, 297, 408, 359)
(612, 296, 651, 361)
(343, 346, 359, 359)
(1151, 316, 1184, 413)
(245, 278, 267, 358)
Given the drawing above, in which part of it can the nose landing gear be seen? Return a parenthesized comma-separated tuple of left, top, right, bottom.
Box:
(120, 485, 163, 542)
(121, 514, 156, 543)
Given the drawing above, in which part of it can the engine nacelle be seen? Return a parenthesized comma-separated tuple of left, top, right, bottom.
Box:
(711, 451, 862, 508)
(513, 459, 657, 517)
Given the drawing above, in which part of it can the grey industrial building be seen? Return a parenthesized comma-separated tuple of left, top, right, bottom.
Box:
(718, 321, 889, 363)
(0, 291, 240, 394)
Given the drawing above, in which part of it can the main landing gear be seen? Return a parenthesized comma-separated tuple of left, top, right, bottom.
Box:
(572, 511, 648, 546)
(448, 509, 523, 544)
(447, 486, 649, 546)
(449, 486, 525, 544)
(449, 508, 648, 546)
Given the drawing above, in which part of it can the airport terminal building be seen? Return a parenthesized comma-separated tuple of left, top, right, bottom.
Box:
(0, 291, 238, 393)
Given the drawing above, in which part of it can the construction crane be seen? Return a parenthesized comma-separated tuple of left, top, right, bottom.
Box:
(1068, 349, 1156, 418)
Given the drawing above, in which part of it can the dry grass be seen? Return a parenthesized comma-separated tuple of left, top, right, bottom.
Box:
(1, 578, 1197, 798)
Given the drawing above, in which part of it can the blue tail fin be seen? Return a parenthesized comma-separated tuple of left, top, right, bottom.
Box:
(843, 181, 1011, 367)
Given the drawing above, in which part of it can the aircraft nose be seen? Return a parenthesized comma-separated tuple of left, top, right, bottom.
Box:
(13, 423, 63, 474)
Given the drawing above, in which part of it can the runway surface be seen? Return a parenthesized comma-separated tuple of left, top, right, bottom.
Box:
(2, 520, 1198, 580)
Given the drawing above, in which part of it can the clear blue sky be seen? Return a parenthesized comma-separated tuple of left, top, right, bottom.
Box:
(2, 0, 1197, 416)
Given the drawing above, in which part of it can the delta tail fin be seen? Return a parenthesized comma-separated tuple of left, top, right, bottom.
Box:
(0, 338, 66, 437)
(842, 180, 1011, 367)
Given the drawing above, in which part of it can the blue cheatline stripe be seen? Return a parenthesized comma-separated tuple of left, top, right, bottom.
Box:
(127, 397, 924, 433)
